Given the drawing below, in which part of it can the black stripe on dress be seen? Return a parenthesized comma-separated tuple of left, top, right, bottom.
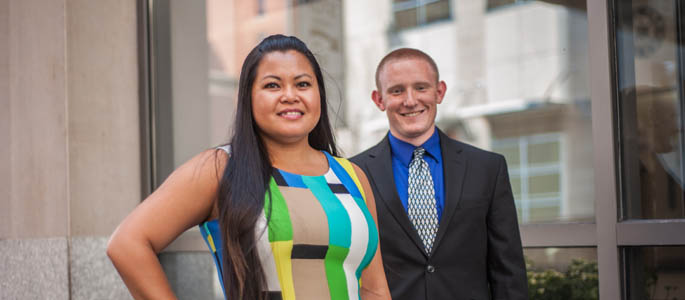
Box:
(271, 169, 288, 186)
(291, 244, 329, 259)
(264, 291, 282, 300)
(328, 183, 349, 194)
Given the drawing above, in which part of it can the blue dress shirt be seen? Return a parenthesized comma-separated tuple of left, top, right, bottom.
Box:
(388, 129, 445, 221)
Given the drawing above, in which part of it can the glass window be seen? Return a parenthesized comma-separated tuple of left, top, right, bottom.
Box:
(623, 246, 685, 300)
(524, 247, 598, 299)
(439, 0, 594, 224)
(494, 134, 567, 223)
(149, 0, 597, 293)
(392, 0, 451, 31)
(615, 0, 685, 220)
(151, 0, 594, 218)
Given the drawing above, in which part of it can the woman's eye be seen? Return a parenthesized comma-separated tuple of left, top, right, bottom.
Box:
(297, 81, 311, 88)
(264, 82, 279, 89)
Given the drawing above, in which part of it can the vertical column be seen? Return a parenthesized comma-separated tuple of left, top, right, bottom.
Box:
(0, 0, 10, 234)
(65, 0, 140, 299)
(0, 0, 70, 299)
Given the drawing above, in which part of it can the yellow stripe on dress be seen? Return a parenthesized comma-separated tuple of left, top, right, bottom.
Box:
(202, 223, 217, 253)
(271, 240, 296, 300)
(333, 157, 366, 202)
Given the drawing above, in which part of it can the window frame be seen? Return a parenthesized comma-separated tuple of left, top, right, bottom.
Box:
(493, 133, 565, 224)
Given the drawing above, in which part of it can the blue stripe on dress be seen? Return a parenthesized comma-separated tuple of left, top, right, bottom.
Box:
(326, 152, 363, 199)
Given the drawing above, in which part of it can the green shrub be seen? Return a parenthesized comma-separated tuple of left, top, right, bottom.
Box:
(527, 258, 599, 300)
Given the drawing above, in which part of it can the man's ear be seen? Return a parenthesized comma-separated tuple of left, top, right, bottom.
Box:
(371, 90, 386, 111)
(436, 80, 447, 104)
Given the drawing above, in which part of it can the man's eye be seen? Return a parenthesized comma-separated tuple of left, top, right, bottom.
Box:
(391, 89, 402, 94)
(264, 82, 279, 89)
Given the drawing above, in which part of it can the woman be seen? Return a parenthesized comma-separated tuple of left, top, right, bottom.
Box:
(107, 35, 391, 300)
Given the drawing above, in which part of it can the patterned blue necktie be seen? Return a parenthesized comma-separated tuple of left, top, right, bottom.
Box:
(407, 147, 439, 254)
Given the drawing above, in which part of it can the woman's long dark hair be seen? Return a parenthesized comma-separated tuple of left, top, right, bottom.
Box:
(217, 34, 338, 300)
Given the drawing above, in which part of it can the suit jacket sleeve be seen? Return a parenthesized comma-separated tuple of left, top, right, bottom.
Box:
(487, 155, 529, 299)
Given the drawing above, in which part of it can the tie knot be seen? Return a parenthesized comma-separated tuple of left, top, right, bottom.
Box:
(413, 147, 426, 159)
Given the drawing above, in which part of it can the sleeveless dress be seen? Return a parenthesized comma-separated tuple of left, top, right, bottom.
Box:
(199, 148, 379, 300)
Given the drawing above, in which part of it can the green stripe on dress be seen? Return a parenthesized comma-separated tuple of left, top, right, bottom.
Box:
(264, 177, 293, 242)
(325, 245, 351, 300)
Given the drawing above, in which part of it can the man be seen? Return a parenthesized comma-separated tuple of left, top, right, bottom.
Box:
(351, 48, 528, 300)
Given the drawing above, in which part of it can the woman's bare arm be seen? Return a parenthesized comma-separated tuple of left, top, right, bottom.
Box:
(353, 163, 392, 300)
(107, 149, 227, 299)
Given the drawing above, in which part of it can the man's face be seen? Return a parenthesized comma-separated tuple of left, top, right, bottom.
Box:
(373, 57, 446, 145)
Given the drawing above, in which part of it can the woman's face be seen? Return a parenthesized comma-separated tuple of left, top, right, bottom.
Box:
(251, 50, 321, 145)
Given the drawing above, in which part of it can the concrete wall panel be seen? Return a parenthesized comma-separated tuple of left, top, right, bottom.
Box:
(4, 0, 68, 238)
(0, 238, 69, 299)
(66, 0, 141, 236)
(1, 0, 11, 237)
(70, 237, 132, 300)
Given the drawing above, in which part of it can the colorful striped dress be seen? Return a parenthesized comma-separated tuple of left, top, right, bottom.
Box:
(199, 149, 379, 300)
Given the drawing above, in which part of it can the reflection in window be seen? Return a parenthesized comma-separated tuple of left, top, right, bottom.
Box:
(615, 0, 685, 220)
(623, 246, 685, 300)
(393, 0, 451, 30)
(487, 0, 532, 11)
(387, 0, 595, 224)
(494, 134, 563, 223)
(524, 247, 598, 300)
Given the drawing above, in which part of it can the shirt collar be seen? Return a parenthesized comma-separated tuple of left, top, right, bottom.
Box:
(388, 128, 441, 167)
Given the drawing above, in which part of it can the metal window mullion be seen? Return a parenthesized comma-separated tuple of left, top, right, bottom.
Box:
(617, 220, 685, 245)
(520, 137, 530, 222)
(677, 0, 685, 218)
(520, 223, 597, 247)
(559, 133, 568, 218)
(417, 0, 426, 26)
(587, 0, 621, 298)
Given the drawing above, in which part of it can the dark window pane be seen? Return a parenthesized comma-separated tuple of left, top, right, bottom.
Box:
(623, 246, 685, 300)
(528, 206, 560, 222)
(528, 141, 560, 164)
(498, 145, 521, 167)
(529, 174, 560, 195)
(394, 7, 418, 30)
(615, 0, 685, 220)
(524, 248, 598, 300)
(511, 177, 522, 196)
(425, 0, 451, 23)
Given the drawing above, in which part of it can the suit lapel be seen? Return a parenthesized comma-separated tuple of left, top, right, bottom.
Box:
(432, 130, 466, 252)
(364, 137, 426, 255)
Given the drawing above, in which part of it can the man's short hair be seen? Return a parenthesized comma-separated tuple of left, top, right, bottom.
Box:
(375, 48, 440, 91)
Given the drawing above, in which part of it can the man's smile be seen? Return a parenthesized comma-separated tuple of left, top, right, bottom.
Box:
(400, 109, 425, 117)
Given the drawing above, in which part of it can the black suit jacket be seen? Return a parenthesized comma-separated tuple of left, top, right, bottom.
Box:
(351, 130, 528, 300)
